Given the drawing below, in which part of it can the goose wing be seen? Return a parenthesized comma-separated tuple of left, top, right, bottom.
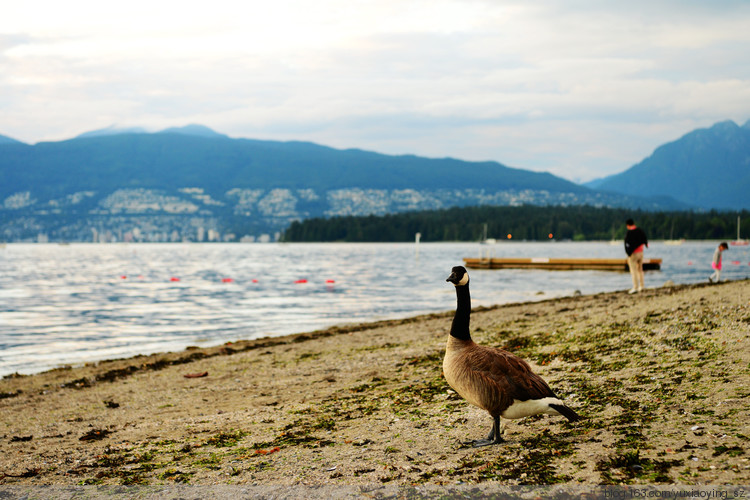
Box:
(467, 345, 558, 402)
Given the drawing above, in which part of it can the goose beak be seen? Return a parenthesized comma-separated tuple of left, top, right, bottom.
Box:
(446, 272, 458, 284)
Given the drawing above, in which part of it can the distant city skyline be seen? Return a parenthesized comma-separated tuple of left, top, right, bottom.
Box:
(2, 1, 749, 182)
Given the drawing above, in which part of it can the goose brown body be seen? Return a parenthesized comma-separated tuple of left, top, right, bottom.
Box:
(443, 336, 563, 419)
(444, 265, 580, 446)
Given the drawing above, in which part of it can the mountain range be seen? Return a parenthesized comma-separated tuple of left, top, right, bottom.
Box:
(0, 120, 746, 242)
(0, 134, 24, 145)
(2, 125, 593, 197)
(587, 120, 750, 210)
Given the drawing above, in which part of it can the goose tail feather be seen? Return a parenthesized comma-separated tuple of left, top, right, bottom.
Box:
(549, 403, 581, 422)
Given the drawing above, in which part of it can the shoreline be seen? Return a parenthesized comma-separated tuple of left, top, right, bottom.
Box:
(1, 280, 749, 486)
(4, 239, 748, 379)
(0, 284, 633, 380)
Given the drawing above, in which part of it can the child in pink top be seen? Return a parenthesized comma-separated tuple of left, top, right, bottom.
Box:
(709, 242, 729, 283)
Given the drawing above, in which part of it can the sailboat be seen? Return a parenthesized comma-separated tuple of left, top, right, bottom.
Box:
(664, 220, 684, 245)
(730, 216, 749, 246)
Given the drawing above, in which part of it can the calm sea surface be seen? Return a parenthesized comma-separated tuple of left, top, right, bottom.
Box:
(1, 241, 748, 376)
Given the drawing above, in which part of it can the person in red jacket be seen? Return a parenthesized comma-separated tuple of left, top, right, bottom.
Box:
(624, 218, 648, 294)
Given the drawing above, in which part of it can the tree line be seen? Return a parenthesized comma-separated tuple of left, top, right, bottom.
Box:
(281, 205, 750, 242)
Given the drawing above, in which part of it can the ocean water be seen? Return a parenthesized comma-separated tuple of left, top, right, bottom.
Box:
(1, 241, 747, 376)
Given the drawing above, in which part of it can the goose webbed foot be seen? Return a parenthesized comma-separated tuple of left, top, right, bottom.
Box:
(464, 415, 504, 447)
(467, 437, 504, 447)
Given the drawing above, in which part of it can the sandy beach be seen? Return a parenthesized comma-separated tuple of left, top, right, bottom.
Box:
(1, 279, 748, 487)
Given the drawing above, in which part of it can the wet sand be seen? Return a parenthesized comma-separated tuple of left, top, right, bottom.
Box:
(1, 279, 748, 486)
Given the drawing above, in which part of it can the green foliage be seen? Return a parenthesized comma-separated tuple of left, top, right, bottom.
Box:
(281, 205, 750, 242)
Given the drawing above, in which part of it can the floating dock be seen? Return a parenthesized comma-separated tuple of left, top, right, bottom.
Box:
(463, 257, 662, 272)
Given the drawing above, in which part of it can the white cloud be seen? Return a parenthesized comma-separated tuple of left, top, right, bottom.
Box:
(1, 0, 749, 181)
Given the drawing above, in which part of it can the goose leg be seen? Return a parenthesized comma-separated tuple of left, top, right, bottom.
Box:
(467, 415, 504, 447)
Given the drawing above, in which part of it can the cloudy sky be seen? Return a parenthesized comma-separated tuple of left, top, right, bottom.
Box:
(2, 1, 749, 182)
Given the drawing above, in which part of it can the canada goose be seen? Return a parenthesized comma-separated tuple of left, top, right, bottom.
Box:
(444, 265, 580, 446)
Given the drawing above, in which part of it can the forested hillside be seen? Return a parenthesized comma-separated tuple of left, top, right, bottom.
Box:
(281, 206, 750, 242)
(4, 128, 673, 242)
(589, 120, 750, 210)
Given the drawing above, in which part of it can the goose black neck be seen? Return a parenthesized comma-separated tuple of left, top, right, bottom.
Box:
(450, 284, 472, 341)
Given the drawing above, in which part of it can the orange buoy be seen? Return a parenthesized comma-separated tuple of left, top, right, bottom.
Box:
(120, 275, 127, 279)
(295, 279, 308, 284)
(326, 279, 335, 284)
(170, 277, 180, 282)
(252, 279, 258, 283)
(221, 278, 234, 283)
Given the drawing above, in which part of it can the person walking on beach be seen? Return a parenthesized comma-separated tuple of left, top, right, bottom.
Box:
(709, 242, 729, 283)
(624, 219, 648, 294)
